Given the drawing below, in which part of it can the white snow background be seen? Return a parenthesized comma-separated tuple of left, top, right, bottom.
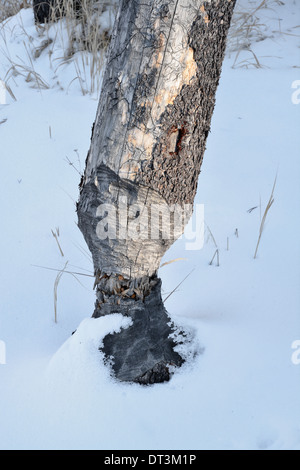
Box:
(0, 0, 299, 450)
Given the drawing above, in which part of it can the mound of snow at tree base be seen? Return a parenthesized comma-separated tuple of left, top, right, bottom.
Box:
(47, 315, 134, 386)
(0, 0, 299, 450)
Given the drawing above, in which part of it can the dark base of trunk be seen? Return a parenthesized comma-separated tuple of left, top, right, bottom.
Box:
(134, 361, 172, 385)
(94, 277, 184, 384)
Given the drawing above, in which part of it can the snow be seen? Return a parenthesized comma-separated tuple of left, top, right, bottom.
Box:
(47, 315, 133, 387)
(0, 0, 299, 450)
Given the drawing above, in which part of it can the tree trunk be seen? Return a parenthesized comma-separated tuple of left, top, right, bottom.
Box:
(77, 0, 236, 384)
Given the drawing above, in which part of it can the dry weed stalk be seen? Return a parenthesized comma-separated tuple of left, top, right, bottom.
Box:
(254, 175, 277, 259)
(54, 261, 68, 323)
(228, 0, 284, 68)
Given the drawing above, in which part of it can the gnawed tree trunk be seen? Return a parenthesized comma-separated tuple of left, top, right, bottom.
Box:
(78, 0, 236, 384)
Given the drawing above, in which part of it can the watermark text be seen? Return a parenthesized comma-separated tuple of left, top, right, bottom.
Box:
(0, 80, 6, 105)
(96, 200, 204, 251)
(291, 340, 300, 365)
(291, 80, 300, 105)
(0, 340, 6, 365)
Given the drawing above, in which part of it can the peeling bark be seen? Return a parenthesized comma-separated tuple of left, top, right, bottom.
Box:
(78, 0, 236, 384)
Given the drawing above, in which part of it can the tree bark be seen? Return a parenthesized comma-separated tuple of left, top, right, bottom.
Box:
(77, 0, 236, 384)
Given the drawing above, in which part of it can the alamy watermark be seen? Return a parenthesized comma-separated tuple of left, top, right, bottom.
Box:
(0, 80, 6, 105)
(0, 340, 6, 365)
(291, 80, 300, 105)
(291, 340, 300, 366)
(96, 200, 205, 251)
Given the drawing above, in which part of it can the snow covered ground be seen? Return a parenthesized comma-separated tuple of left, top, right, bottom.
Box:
(0, 1, 299, 450)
